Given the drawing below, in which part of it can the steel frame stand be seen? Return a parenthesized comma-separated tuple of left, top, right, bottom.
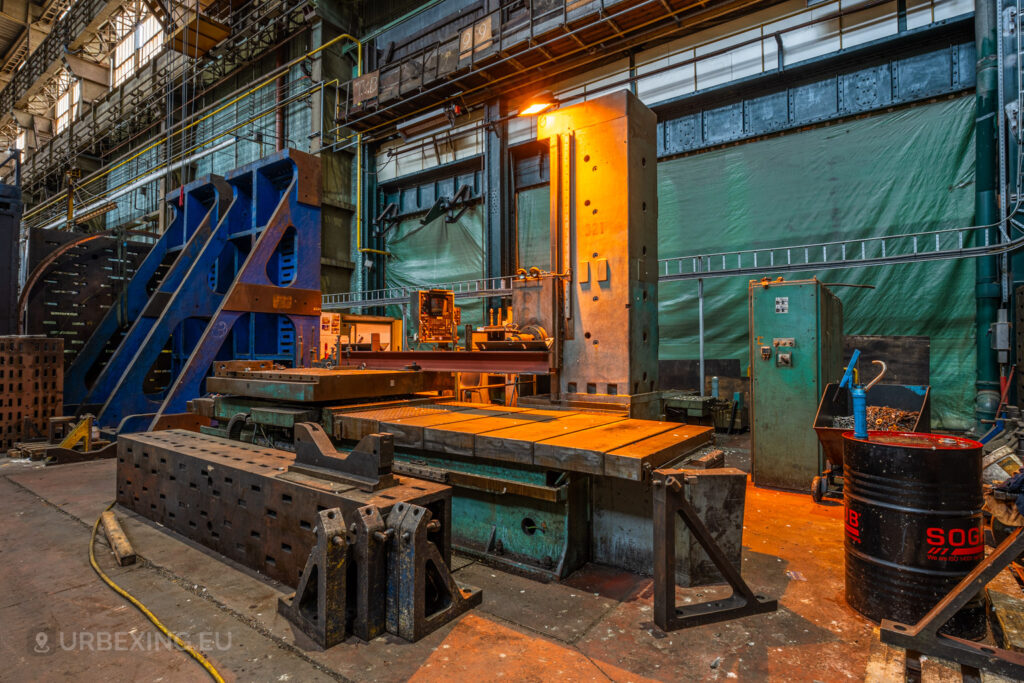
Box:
(65, 175, 232, 413)
(87, 150, 321, 433)
(277, 508, 350, 649)
(653, 469, 777, 631)
(881, 527, 1024, 679)
(75, 175, 232, 416)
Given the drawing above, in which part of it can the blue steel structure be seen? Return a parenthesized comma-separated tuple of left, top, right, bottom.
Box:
(64, 175, 233, 414)
(77, 150, 321, 433)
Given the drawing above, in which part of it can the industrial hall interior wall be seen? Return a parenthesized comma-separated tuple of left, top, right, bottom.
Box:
(375, 0, 978, 430)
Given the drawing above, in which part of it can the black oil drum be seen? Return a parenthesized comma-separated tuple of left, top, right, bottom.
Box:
(843, 430, 986, 639)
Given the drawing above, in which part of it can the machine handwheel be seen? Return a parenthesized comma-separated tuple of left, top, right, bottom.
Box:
(811, 476, 824, 503)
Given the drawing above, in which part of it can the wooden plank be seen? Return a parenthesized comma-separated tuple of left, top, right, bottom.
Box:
(988, 587, 1024, 653)
(101, 510, 137, 566)
(864, 627, 905, 682)
(475, 413, 627, 465)
(604, 424, 714, 480)
(534, 419, 677, 475)
(919, 655, 961, 683)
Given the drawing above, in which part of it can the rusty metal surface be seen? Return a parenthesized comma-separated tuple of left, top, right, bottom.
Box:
(290, 425, 397, 491)
(605, 424, 714, 480)
(222, 283, 323, 316)
(0, 335, 63, 451)
(337, 351, 551, 374)
(652, 468, 777, 631)
(116, 429, 451, 588)
(468, 412, 624, 466)
(205, 367, 455, 402)
(533, 419, 686, 476)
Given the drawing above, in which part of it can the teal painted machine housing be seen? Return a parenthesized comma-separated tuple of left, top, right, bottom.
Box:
(749, 278, 843, 491)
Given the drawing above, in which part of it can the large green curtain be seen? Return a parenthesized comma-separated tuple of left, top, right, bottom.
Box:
(384, 206, 485, 344)
(657, 96, 977, 429)
(515, 96, 977, 428)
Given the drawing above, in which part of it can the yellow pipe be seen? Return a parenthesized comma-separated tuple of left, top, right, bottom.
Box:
(26, 33, 364, 221)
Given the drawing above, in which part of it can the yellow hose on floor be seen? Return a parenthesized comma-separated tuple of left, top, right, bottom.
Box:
(89, 502, 225, 683)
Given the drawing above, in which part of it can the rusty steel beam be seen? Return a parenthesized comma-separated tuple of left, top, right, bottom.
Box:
(338, 351, 551, 374)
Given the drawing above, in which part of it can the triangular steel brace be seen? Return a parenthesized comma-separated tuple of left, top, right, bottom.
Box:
(277, 508, 350, 648)
(386, 502, 482, 641)
(881, 527, 1024, 679)
(652, 469, 778, 631)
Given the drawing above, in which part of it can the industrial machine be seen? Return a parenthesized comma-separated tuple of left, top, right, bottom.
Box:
(170, 92, 746, 584)
(749, 277, 843, 491)
(110, 92, 766, 649)
(415, 289, 461, 347)
(116, 426, 480, 645)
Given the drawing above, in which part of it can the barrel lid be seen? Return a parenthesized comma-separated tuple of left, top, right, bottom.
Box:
(841, 431, 982, 450)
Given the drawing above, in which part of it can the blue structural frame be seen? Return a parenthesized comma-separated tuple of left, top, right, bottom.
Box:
(84, 149, 321, 432)
(65, 175, 233, 413)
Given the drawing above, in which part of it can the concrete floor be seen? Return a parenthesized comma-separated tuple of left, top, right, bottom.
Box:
(0, 435, 886, 682)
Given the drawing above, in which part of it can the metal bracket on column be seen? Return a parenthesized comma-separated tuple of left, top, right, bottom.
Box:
(289, 424, 397, 491)
(386, 502, 482, 642)
(653, 469, 777, 631)
(277, 508, 351, 649)
(881, 527, 1024, 679)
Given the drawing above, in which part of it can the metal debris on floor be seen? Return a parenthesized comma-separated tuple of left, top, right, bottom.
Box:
(833, 406, 920, 432)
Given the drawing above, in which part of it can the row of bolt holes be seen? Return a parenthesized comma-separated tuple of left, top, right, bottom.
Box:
(581, 154, 651, 345)
(123, 450, 315, 567)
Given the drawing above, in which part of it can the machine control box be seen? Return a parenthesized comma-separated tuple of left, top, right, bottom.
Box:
(750, 279, 842, 492)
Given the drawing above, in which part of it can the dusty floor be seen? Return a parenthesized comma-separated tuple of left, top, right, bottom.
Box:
(0, 435, 885, 682)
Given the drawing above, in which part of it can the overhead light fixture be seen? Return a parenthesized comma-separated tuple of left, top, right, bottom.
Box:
(519, 102, 554, 116)
(517, 91, 556, 117)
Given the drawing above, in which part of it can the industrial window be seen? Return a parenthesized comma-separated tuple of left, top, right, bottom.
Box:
(113, 14, 162, 87)
(54, 76, 80, 134)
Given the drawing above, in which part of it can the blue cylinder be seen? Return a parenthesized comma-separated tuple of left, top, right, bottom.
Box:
(711, 376, 719, 398)
(852, 385, 867, 439)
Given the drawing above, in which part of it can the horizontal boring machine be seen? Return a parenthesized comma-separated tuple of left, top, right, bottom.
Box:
(117, 91, 762, 645)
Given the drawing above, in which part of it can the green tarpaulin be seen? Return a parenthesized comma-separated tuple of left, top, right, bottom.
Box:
(384, 206, 485, 342)
(391, 96, 978, 428)
(656, 95, 977, 429)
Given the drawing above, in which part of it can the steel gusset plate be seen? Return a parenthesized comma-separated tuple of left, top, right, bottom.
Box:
(652, 468, 777, 631)
(881, 527, 1024, 679)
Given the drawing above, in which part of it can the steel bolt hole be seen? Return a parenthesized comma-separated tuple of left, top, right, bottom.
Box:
(521, 518, 538, 535)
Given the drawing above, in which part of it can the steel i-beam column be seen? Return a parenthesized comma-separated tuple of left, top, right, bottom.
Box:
(484, 99, 511, 315)
(975, 0, 1002, 430)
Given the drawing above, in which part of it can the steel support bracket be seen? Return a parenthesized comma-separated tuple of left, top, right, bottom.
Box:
(290, 424, 397, 491)
(386, 503, 482, 641)
(881, 527, 1024, 679)
(277, 507, 351, 649)
(352, 505, 389, 641)
(653, 469, 777, 631)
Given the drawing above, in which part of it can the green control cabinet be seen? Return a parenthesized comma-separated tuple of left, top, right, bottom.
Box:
(749, 278, 843, 491)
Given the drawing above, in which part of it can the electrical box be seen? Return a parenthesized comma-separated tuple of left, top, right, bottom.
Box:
(749, 278, 843, 491)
